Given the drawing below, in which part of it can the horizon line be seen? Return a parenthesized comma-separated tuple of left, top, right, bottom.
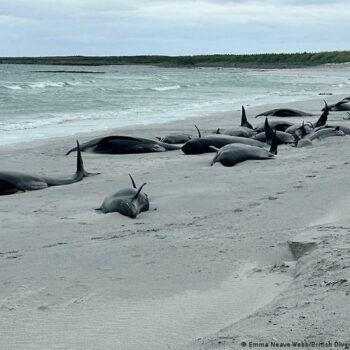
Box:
(1, 50, 350, 58)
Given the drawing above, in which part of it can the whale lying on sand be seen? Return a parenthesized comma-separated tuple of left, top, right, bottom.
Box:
(210, 133, 279, 167)
(254, 118, 296, 145)
(96, 175, 149, 219)
(182, 126, 265, 155)
(322, 100, 350, 112)
(255, 108, 314, 118)
(156, 133, 193, 144)
(66, 136, 180, 155)
(0, 141, 97, 195)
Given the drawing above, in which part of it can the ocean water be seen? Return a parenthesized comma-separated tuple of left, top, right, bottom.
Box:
(0, 63, 349, 145)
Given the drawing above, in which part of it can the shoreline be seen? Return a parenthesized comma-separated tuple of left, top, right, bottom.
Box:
(1, 94, 350, 349)
(1, 92, 348, 150)
(1, 63, 350, 147)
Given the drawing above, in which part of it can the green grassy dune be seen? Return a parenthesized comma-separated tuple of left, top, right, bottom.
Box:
(0, 51, 350, 68)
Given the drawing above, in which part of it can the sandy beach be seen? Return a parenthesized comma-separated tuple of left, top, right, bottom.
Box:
(1, 95, 350, 349)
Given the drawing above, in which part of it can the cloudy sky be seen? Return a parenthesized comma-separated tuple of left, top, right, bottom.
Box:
(0, 0, 348, 56)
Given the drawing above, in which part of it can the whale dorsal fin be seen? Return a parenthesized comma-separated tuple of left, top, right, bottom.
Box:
(241, 106, 253, 129)
(264, 118, 274, 142)
(76, 140, 84, 175)
(269, 131, 279, 155)
(133, 183, 147, 200)
(315, 100, 329, 126)
(129, 174, 137, 189)
(75, 140, 100, 177)
(315, 103, 328, 128)
(194, 125, 201, 138)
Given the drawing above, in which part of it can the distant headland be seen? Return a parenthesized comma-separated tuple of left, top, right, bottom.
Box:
(0, 51, 349, 68)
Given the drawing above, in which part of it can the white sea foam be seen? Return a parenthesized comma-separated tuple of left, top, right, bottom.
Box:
(2, 85, 22, 90)
(26, 81, 83, 89)
(0, 113, 98, 132)
(150, 85, 181, 91)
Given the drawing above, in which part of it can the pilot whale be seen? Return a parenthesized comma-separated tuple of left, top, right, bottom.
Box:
(66, 136, 180, 155)
(0, 141, 97, 196)
(182, 125, 265, 155)
(96, 174, 149, 218)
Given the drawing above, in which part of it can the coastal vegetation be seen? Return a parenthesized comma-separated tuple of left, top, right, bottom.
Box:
(0, 51, 349, 68)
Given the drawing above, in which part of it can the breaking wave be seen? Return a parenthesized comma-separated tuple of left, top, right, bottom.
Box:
(27, 81, 84, 88)
(150, 85, 181, 91)
(0, 113, 97, 132)
(1, 80, 90, 90)
(2, 85, 22, 90)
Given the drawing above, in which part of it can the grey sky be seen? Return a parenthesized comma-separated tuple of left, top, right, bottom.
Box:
(0, 0, 348, 56)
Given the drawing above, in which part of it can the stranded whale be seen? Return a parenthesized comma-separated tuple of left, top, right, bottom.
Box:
(156, 133, 193, 144)
(96, 175, 149, 218)
(182, 126, 265, 155)
(0, 141, 97, 196)
(66, 136, 180, 155)
(255, 108, 314, 118)
(210, 133, 279, 167)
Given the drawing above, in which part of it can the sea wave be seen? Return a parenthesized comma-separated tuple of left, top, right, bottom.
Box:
(0, 80, 88, 90)
(150, 85, 181, 91)
(27, 81, 83, 89)
(2, 85, 23, 90)
(156, 75, 170, 81)
(1, 64, 350, 146)
(0, 113, 97, 132)
(183, 83, 201, 88)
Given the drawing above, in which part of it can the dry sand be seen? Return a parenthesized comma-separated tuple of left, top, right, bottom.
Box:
(0, 95, 349, 349)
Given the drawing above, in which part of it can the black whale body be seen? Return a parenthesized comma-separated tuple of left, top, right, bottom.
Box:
(97, 175, 149, 219)
(255, 108, 314, 118)
(66, 136, 180, 155)
(157, 133, 193, 144)
(0, 141, 96, 196)
(181, 134, 266, 155)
